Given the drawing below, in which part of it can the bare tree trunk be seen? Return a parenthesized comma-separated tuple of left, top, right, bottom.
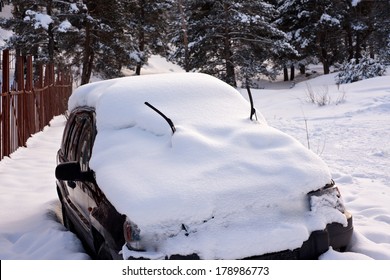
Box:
(354, 33, 361, 63)
(178, 0, 189, 72)
(345, 24, 354, 61)
(322, 52, 330, 74)
(290, 64, 295, 81)
(135, 0, 146, 75)
(81, 22, 94, 85)
(223, 3, 236, 87)
(319, 32, 330, 74)
(283, 66, 288, 81)
(47, 0, 55, 63)
(299, 63, 305, 75)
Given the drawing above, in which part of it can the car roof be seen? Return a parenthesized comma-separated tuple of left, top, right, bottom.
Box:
(69, 72, 267, 134)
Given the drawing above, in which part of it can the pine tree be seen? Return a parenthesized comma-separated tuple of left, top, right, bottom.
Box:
(1, 1, 81, 62)
(1, 0, 49, 60)
(169, 0, 294, 87)
(348, 0, 390, 61)
(336, 52, 386, 84)
(3, 0, 388, 85)
(122, 0, 171, 75)
(379, 37, 390, 65)
(167, 0, 191, 72)
(74, 0, 135, 84)
(276, 0, 348, 75)
(274, 0, 306, 81)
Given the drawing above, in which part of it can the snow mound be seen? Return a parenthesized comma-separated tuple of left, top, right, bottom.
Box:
(68, 73, 341, 259)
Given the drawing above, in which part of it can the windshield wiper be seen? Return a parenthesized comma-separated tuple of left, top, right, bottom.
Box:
(144, 102, 176, 134)
(246, 86, 258, 121)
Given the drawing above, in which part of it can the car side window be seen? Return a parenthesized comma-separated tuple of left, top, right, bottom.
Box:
(67, 115, 86, 161)
(61, 111, 95, 165)
(77, 117, 94, 172)
(59, 114, 76, 160)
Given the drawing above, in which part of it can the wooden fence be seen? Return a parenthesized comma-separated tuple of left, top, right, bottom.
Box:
(1, 49, 72, 160)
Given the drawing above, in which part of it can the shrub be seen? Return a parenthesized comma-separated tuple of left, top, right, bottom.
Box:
(335, 53, 386, 84)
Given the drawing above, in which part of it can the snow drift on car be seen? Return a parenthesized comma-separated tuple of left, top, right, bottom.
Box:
(68, 73, 347, 259)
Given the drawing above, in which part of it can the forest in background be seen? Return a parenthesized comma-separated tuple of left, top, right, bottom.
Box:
(1, 0, 390, 87)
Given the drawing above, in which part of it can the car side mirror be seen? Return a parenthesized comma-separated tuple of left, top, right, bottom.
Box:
(55, 161, 95, 182)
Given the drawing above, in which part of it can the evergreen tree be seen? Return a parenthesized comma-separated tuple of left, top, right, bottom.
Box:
(170, 0, 294, 87)
(65, 0, 139, 84)
(348, 0, 390, 61)
(379, 36, 390, 65)
(167, 0, 191, 72)
(1, 0, 51, 60)
(274, 0, 307, 80)
(336, 52, 386, 84)
(344, 0, 377, 61)
(276, 0, 348, 75)
(1, 0, 140, 84)
(3, 0, 389, 85)
(122, 0, 171, 75)
(1, 1, 85, 62)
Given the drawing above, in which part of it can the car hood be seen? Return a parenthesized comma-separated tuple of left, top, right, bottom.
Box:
(68, 73, 346, 259)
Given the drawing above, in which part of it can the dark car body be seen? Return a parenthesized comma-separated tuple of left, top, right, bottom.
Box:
(56, 107, 126, 259)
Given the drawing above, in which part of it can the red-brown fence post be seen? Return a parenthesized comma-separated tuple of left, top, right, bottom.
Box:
(48, 64, 55, 122)
(1, 49, 9, 93)
(1, 50, 72, 161)
(16, 55, 25, 146)
(37, 64, 44, 130)
(25, 56, 34, 136)
(1, 50, 10, 159)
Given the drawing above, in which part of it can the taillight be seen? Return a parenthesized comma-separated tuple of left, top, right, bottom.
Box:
(123, 218, 142, 251)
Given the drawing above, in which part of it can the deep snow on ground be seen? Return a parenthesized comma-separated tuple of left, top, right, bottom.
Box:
(246, 72, 390, 260)
(0, 56, 389, 260)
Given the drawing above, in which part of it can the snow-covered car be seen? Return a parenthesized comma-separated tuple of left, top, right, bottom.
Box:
(55, 73, 353, 259)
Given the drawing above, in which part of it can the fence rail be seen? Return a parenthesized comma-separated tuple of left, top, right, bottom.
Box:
(1, 49, 72, 160)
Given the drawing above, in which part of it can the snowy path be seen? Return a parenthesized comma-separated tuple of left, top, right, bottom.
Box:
(0, 116, 89, 259)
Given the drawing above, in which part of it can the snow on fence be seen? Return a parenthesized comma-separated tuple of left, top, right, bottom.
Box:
(0, 49, 72, 160)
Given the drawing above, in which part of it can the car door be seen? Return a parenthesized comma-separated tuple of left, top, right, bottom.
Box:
(60, 110, 96, 245)
(75, 113, 99, 227)
(58, 108, 125, 257)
